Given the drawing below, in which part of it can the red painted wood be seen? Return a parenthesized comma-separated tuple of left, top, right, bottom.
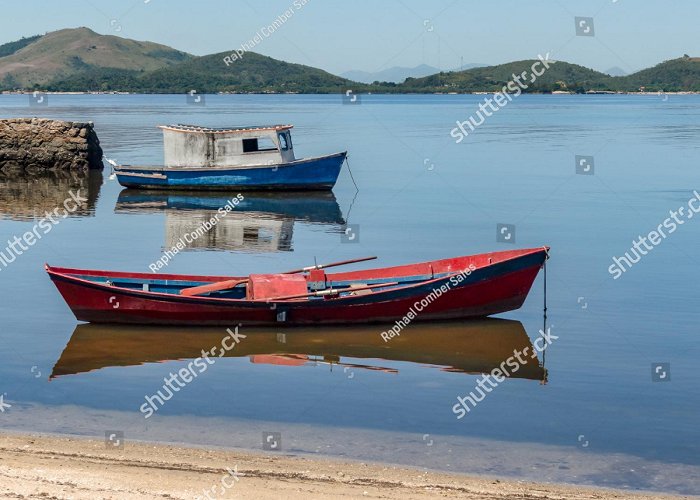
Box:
(46, 247, 548, 326)
(248, 274, 308, 300)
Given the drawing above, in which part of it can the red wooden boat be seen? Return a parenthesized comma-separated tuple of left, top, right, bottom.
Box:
(46, 247, 548, 326)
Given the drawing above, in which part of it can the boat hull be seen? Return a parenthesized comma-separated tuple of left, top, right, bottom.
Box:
(46, 249, 548, 326)
(115, 152, 347, 191)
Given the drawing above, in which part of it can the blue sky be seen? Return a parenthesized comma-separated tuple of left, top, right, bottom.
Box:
(1, 0, 698, 75)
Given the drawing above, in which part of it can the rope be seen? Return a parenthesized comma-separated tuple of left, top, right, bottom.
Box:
(344, 190, 358, 224)
(543, 258, 548, 319)
(345, 156, 359, 192)
(540, 258, 548, 382)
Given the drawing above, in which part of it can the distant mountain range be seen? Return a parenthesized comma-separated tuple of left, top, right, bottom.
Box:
(341, 65, 440, 84)
(605, 66, 628, 77)
(340, 63, 486, 83)
(1, 28, 698, 93)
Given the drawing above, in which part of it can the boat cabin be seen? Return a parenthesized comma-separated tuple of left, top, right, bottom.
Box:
(159, 124, 296, 168)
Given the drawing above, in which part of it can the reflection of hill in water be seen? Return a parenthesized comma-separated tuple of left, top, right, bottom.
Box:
(115, 190, 346, 253)
(0, 170, 102, 221)
(51, 319, 547, 382)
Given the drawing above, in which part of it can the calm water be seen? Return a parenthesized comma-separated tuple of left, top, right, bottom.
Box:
(1, 94, 699, 494)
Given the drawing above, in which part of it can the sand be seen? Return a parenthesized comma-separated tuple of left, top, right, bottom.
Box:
(0, 432, 693, 499)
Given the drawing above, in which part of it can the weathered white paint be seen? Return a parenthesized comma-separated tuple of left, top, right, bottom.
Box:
(160, 125, 296, 168)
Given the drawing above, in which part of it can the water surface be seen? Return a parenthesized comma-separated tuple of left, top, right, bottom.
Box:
(0, 94, 698, 494)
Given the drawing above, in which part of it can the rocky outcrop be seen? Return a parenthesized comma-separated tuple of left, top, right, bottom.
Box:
(0, 118, 103, 174)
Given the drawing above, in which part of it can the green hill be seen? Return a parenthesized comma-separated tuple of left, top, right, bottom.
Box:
(612, 56, 700, 92)
(135, 51, 355, 93)
(0, 28, 698, 93)
(0, 27, 191, 89)
(44, 51, 356, 94)
(0, 34, 43, 58)
(398, 59, 613, 93)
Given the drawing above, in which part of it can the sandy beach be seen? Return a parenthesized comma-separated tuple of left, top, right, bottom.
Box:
(0, 432, 693, 500)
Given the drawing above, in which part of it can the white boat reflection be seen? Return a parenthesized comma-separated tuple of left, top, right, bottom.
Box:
(115, 190, 346, 252)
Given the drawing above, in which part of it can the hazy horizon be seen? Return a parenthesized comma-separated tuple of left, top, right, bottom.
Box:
(1, 0, 698, 76)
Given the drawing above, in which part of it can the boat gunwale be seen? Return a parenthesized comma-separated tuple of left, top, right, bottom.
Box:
(46, 267, 463, 307)
(114, 151, 348, 173)
(46, 247, 546, 282)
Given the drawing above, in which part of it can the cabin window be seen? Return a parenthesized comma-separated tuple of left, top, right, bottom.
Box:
(278, 132, 291, 150)
(242, 136, 277, 153)
(242, 139, 257, 152)
(243, 227, 259, 242)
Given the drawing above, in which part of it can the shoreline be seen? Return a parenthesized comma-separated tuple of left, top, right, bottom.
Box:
(0, 431, 694, 499)
(2, 90, 700, 96)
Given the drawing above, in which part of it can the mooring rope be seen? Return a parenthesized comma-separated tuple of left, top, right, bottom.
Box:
(543, 257, 548, 322)
(345, 156, 359, 192)
(540, 254, 549, 383)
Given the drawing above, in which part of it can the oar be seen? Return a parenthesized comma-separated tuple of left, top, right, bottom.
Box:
(180, 278, 248, 297)
(281, 256, 377, 275)
(259, 281, 399, 302)
(179, 256, 378, 297)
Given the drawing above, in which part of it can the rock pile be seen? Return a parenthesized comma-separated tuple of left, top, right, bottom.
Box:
(0, 118, 104, 174)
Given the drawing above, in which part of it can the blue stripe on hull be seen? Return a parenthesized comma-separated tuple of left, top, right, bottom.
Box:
(116, 154, 346, 191)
